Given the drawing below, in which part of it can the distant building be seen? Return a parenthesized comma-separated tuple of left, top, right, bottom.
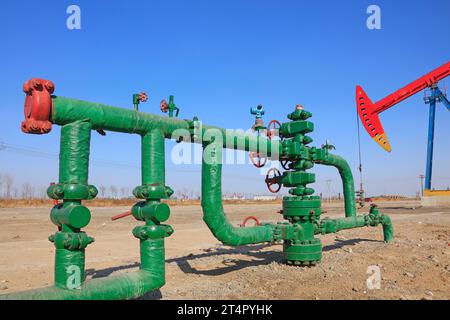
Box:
(253, 195, 277, 201)
(223, 193, 246, 200)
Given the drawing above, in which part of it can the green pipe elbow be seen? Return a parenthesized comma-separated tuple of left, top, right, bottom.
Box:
(201, 143, 274, 246)
(381, 215, 394, 243)
(315, 153, 356, 218)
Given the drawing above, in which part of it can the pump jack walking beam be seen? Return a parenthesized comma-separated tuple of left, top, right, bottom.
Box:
(356, 62, 450, 152)
(356, 61, 450, 191)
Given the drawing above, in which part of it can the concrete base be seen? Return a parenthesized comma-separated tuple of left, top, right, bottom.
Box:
(421, 190, 450, 207)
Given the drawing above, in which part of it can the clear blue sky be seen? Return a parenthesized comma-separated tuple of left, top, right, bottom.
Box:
(0, 0, 449, 198)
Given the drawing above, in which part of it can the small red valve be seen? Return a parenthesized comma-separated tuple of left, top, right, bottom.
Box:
(22, 78, 54, 134)
(267, 120, 281, 140)
(265, 168, 282, 193)
(160, 99, 168, 113)
(249, 151, 267, 168)
(241, 216, 260, 227)
(138, 92, 148, 103)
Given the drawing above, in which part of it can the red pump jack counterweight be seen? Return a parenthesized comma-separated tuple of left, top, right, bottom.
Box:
(356, 62, 450, 152)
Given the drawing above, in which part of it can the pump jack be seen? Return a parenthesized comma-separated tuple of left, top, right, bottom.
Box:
(356, 62, 450, 192)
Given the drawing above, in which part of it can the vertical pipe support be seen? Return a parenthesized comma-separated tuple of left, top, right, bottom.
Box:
(48, 120, 96, 289)
(132, 128, 173, 287)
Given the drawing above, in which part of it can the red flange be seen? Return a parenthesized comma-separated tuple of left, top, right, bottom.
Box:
(241, 216, 260, 227)
(21, 78, 54, 134)
(265, 168, 282, 193)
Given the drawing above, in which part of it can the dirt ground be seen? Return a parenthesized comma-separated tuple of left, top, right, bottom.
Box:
(0, 200, 449, 300)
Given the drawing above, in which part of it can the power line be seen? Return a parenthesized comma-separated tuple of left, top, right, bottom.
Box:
(0, 140, 262, 182)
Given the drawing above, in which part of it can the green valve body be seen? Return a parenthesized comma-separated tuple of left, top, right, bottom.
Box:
(278, 107, 323, 265)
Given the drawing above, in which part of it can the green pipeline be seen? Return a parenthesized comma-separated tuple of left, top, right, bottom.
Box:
(0, 238, 165, 300)
(318, 214, 394, 243)
(51, 96, 278, 157)
(315, 153, 356, 218)
(201, 142, 275, 246)
(0, 270, 163, 300)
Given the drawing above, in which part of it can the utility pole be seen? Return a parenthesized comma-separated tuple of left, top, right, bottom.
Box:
(325, 179, 332, 203)
(418, 175, 425, 197)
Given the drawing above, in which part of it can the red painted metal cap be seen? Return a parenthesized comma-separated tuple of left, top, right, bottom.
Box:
(21, 78, 54, 134)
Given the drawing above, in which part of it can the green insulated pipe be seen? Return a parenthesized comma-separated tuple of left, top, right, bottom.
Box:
(317, 208, 394, 243)
(142, 130, 165, 185)
(315, 153, 356, 218)
(201, 142, 275, 246)
(51, 97, 278, 157)
(59, 120, 91, 185)
(55, 120, 92, 289)
(1, 234, 165, 299)
(0, 264, 164, 300)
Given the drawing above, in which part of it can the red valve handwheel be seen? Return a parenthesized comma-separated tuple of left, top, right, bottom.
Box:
(138, 92, 148, 103)
(160, 99, 168, 113)
(249, 151, 267, 168)
(267, 120, 281, 140)
(241, 216, 260, 227)
(265, 168, 282, 193)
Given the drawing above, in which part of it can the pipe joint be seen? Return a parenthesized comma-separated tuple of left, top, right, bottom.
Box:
(133, 184, 174, 200)
(48, 183, 98, 200)
(49, 231, 94, 250)
(132, 224, 173, 240)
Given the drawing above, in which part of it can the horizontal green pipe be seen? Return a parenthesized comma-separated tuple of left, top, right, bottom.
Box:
(318, 214, 394, 243)
(51, 97, 278, 156)
(201, 143, 274, 246)
(0, 270, 163, 300)
(319, 216, 366, 233)
(315, 153, 356, 217)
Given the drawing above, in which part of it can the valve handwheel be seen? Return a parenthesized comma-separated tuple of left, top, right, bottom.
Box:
(249, 151, 267, 168)
(280, 160, 291, 170)
(160, 99, 168, 113)
(267, 120, 281, 140)
(138, 92, 148, 103)
(265, 168, 282, 193)
(241, 216, 260, 227)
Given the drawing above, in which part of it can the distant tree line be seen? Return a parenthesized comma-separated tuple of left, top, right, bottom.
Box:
(0, 172, 137, 200)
